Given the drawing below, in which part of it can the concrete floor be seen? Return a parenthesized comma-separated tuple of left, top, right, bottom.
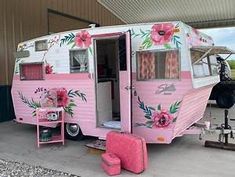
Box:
(0, 103, 235, 177)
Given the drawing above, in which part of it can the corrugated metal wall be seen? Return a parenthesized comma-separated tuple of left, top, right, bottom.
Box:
(0, 0, 124, 85)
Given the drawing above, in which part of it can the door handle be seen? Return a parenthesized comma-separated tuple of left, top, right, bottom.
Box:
(124, 86, 135, 90)
(88, 73, 93, 79)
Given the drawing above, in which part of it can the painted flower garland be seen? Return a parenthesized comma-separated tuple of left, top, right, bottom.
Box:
(131, 22, 181, 49)
(45, 64, 53, 74)
(18, 87, 87, 117)
(75, 30, 92, 48)
(151, 23, 174, 45)
(60, 30, 92, 54)
(136, 96, 181, 128)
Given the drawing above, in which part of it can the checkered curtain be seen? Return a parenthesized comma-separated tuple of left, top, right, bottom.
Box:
(139, 52, 155, 80)
(21, 64, 43, 80)
(165, 51, 179, 79)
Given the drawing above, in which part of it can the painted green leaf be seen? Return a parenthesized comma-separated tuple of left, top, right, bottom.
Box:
(135, 123, 146, 127)
(169, 101, 181, 114)
(137, 96, 153, 118)
(172, 35, 182, 48)
(32, 110, 36, 116)
(174, 35, 180, 39)
(134, 34, 140, 38)
(144, 106, 152, 117)
(157, 104, 161, 111)
(131, 28, 141, 38)
(148, 106, 156, 111)
(146, 40, 152, 48)
(67, 39, 75, 45)
(140, 29, 145, 35)
(175, 23, 180, 28)
(18, 91, 41, 110)
(145, 115, 152, 119)
(68, 89, 87, 102)
(172, 117, 177, 123)
(71, 43, 76, 48)
(60, 33, 75, 46)
(164, 43, 171, 49)
(146, 120, 154, 128)
(68, 92, 76, 98)
(68, 102, 77, 107)
(64, 106, 74, 117)
(142, 37, 152, 49)
(18, 91, 42, 117)
(139, 29, 151, 38)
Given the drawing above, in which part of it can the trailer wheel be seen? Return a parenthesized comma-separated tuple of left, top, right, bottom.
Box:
(216, 92, 234, 109)
(65, 123, 84, 140)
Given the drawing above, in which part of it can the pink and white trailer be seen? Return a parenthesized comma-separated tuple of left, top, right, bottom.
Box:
(12, 21, 232, 143)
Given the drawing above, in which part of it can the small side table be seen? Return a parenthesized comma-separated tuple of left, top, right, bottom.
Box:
(36, 107, 65, 148)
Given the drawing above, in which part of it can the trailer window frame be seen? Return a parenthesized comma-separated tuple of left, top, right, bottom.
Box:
(19, 62, 44, 81)
(35, 40, 48, 51)
(136, 49, 180, 81)
(191, 50, 218, 78)
(69, 49, 89, 73)
(190, 46, 235, 78)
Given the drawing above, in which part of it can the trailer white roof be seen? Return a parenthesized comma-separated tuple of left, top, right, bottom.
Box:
(98, 0, 235, 28)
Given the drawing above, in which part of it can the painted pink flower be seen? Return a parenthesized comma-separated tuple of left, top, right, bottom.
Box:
(45, 64, 53, 74)
(153, 110, 173, 128)
(150, 23, 174, 45)
(56, 88, 69, 107)
(75, 30, 91, 48)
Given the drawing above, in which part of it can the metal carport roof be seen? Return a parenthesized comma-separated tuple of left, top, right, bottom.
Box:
(98, 0, 235, 28)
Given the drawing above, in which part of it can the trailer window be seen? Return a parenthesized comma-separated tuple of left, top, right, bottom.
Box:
(35, 40, 48, 51)
(191, 50, 218, 78)
(70, 50, 88, 73)
(137, 50, 179, 80)
(192, 58, 210, 78)
(20, 63, 44, 80)
(209, 56, 218, 76)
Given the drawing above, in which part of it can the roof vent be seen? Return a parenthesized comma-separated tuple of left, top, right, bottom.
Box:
(89, 24, 96, 28)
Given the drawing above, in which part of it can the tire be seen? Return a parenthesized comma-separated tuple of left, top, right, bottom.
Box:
(65, 123, 84, 140)
(216, 92, 234, 109)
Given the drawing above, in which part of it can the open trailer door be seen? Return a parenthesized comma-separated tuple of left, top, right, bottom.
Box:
(93, 30, 132, 137)
(119, 31, 132, 133)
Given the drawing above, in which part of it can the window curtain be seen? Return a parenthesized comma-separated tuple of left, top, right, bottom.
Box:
(73, 51, 88, 72)
(21, 64, 43, 80)
(139, 52, 155, 80)
(165, 51, 179, 79)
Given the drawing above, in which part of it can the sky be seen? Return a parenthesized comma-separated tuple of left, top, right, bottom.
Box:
(200, 27, 235, 60)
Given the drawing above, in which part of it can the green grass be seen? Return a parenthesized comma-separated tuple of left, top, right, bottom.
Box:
(227, 60, 235, 69)
(231, 69, 235, 80)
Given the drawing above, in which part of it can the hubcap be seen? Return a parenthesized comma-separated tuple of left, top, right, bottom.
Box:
(66, 123, 80, 137)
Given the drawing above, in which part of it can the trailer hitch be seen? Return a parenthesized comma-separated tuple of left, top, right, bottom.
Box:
(205, 109, 235, 151)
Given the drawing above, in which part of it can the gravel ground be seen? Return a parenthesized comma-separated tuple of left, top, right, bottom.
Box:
(0, 159, 80, 177)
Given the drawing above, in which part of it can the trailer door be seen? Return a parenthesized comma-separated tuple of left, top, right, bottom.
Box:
(119, 31, 132, 133)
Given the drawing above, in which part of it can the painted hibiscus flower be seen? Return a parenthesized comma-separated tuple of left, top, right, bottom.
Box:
(56, 88, 69, 107)
(153, 110, 173, 128)
(45, 64, 53, 74)
(75, 30, 91, 48)
(150, 23, 174, 45)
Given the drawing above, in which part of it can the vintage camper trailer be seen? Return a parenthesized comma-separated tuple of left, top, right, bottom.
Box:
(12, 21, 233, 143)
